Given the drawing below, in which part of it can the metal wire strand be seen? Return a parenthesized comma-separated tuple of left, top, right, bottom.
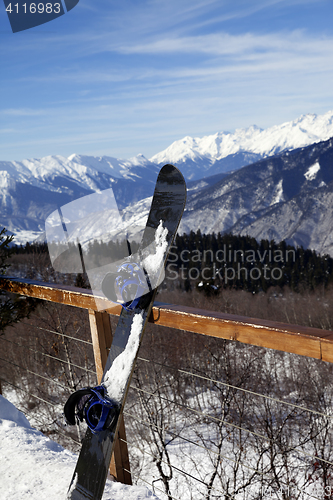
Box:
(123, 466, 239, 500)
(121, 468, 182, 500)
(1, 378, 59, 408)
(124, 409, 265, 476)
(130, 384, 268, 440)
(119, 436, 228, 496)
(137, 356, 333, 421)
(0, 356, 72, 392)
(128, 386, 333, 469)
(0, 336, 96, 374)
(124, 411, 324, 500)
(0, 384, 81, 447)
(21, 322, 93, 345)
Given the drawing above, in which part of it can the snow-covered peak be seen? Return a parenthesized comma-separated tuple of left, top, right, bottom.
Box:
(127, 153, 152, 166)
(149, 136, 209, 166)
(0, 153, 156, 196)
(68, 154, 124, 176)
(68, 154, 138, 178)
(150, 110, 333, 168)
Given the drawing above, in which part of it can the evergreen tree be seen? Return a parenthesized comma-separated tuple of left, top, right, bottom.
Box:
(0, 228, 38, 333)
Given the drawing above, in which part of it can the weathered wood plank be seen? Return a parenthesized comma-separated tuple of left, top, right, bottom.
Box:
(150, 303, 329, 359)
(0, 276, 121, 313)
(111, 417, 132, 485)
(320, 334, 333, 363)
(89, 310, 113, 381)
(1, 276, 333, 362)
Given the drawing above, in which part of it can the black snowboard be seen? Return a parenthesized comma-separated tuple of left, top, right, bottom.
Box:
(68, 164, 186, 499)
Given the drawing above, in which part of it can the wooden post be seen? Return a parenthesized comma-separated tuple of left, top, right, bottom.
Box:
(88, 310, 132, 485)
(89, 310, 112, 378)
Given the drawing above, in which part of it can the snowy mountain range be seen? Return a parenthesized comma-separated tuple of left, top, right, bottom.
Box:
(180, 137, 333, 255)
(151, 109, 333, 180)
(2, 109, 333, 252)
(115, 136, 333, 256)
(0, 154, 160, 243)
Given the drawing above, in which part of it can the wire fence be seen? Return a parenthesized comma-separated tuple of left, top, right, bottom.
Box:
(124, 351, 333, 500)
(0, 305, 97, 450)
(1, 300, 333, 500)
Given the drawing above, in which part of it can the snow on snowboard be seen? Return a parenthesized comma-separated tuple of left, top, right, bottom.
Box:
(63, 164, 186, 500)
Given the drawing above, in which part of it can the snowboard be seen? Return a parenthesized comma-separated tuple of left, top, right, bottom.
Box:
(67, 164, 186, 500)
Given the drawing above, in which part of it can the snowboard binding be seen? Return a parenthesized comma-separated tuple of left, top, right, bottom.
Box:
(64, 385, 120, 434)
(101, 262, 149, 310)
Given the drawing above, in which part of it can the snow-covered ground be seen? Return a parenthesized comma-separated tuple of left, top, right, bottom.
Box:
(0, 395, 158, 500)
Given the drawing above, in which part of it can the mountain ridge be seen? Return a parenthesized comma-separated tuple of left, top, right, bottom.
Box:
(150, 109, 333, 179)
(177, 137, 333, 255)
(2, 109, 333, 251)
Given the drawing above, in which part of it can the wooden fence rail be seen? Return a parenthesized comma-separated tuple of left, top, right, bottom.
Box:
(2, 276, 333, 362)
(1, 275, 333, 486)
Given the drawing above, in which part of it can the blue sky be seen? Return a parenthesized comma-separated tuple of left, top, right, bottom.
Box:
(1, 0, 333, 161)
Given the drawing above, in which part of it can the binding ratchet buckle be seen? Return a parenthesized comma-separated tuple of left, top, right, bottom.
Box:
(64, 385, 119, 433)
(102, 262, 149, 311)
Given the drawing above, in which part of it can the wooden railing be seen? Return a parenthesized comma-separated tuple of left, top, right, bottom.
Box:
(2, 276, 333, 363)
(1, 275, 333, 488)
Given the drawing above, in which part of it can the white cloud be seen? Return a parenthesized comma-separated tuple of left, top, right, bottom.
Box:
(115, 30, 333, 58)
(2, 108, 46, 117)
(1, 0, 332, 161)
(12, 28, 333, 90)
